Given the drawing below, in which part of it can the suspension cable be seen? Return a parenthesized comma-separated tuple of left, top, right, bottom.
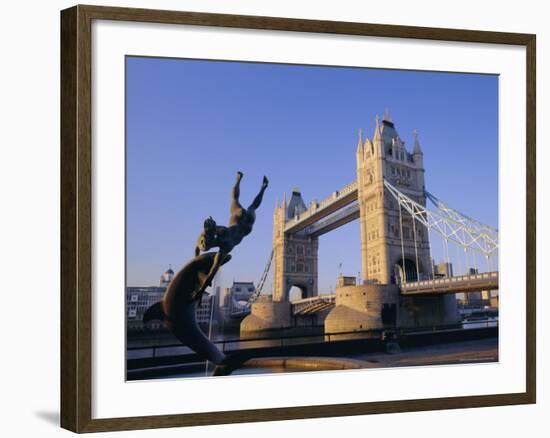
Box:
(384, 178, 498, 260)
(461, 227, 470, 273)
(484, 236, 491, 272)
(412, 214, 420, 281)
(398, 202, 406, 283)
(427, 226, 435, 280)
(454, 242, 462, 276)
(443, 238, 450, 275)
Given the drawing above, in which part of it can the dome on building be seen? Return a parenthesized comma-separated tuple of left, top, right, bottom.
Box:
(159, 265, 174, 287)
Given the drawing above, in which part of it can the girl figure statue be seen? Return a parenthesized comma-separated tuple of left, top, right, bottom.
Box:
(193, 171, 268, 302)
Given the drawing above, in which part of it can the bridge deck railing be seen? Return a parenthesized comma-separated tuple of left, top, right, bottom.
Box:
(400, 272, 498, 294)
(291, 294, 336, 305)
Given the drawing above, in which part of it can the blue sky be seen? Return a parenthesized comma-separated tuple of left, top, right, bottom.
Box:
(126, 56, 498, 291)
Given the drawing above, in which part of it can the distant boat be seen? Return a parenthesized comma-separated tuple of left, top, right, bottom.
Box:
(462, 308, 498, 329)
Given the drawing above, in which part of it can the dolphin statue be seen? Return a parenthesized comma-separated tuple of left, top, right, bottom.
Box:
(143, 252, 232, 365)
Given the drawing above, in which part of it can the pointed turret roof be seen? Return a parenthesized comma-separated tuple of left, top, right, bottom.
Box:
(413, 129, 423, 154)
(286, 188, 307, 220)
(356, 128, 364, 155)
(373, 114, 382, 142)
(380, 111, 399, 144)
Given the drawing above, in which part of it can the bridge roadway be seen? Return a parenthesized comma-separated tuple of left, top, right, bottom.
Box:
(284, 180, 358, 235)
(291, 294, 336, 316)
(399, 272, 499, 296)
(303, 203, 360, 237)
(289, 272, 498, 315)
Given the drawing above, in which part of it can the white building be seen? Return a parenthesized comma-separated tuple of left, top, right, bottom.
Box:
(231, 281, 256, 302)
(218, 281, 257, 317)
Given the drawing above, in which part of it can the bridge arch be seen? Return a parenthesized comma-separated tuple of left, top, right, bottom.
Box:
(289, 285, 307, 301)
(286, 282, 314, 302)
(394, 257, 420, 283)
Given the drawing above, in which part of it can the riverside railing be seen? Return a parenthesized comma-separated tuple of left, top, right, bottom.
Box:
(127, 318, 498, 361)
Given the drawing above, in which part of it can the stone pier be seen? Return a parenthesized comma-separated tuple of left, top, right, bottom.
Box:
(325, 280, 398, 339)
(240, 297, 291, 337)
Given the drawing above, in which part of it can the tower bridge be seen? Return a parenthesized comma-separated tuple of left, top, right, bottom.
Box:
(240, 112, 498, 336)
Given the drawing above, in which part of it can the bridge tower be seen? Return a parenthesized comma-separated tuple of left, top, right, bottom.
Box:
(241, 188, 319, 336)
(272, 189, 319, 302)
(357, 113, 431, 285)
(349, 112, 459, 329)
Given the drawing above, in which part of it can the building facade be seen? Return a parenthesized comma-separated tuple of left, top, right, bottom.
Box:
(220, 281, 257, 315)
(126, 286, 166, 331)
(126, 266, 215, 332)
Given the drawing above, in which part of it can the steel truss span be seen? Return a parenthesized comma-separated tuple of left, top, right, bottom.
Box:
(383, 179, 498, 259)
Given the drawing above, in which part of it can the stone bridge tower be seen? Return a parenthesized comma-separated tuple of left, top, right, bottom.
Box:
(272, 189, 319, 302)
(348, 112, 459, 330)
(357, 113, 431, 285)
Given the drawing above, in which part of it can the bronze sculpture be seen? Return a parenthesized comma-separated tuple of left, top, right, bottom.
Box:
(143, 172, 268, 370)
(193, 172, 268, 302)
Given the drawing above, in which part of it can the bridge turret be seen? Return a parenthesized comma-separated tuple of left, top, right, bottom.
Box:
(372, 114, 384, 157)
(379, 110, 405, 160)
(412, 129, 425, 188)
(286, 188, 307, 220)
(364, 137, 374, 157)
(412, 129, 423, 163)
(356, 128, 364, 159)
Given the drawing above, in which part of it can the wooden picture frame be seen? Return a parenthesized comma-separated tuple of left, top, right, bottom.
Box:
(61, 4, 536, 433)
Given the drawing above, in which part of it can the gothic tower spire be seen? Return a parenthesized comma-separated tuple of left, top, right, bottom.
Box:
(373, 114, 381, 142)
(413, 129, 423, 155)
(356, 128, 364, 158)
